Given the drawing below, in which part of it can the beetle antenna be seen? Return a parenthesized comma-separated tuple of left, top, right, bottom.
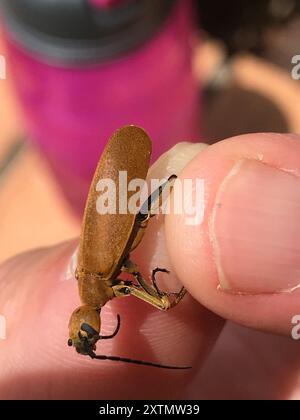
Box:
(88, 351, 191, 370)
(81, 314, 121, 340)
(98, 314, 121, 340)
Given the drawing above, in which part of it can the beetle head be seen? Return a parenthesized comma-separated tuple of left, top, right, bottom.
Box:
(68, 305, 100, 356)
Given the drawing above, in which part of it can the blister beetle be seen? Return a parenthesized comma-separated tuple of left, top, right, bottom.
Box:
(68, 126, 188, 369)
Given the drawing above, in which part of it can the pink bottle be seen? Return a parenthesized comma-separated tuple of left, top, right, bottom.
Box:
(1, 0, 201, 215)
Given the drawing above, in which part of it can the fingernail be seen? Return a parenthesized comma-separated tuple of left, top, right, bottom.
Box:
(63, 246, 78, 282)
(213, 160, 300, 294)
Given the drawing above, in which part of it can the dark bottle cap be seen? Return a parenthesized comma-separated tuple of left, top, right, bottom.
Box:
(0, 0, 175, 65)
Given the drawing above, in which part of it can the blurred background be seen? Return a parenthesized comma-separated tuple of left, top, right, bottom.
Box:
(1, 0, 300, 262)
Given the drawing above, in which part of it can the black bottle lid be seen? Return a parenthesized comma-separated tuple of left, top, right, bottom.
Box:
(0, 0, 175, 64)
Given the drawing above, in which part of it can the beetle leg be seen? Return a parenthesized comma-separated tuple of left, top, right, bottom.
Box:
(138, 174, 177, 221)
(112, 283, 171, 311)
(133, 271, 162, 297)
(121, 259, 156, 296)
(151, 268, 187, 306)
(169, 286, 187, 307)
(151, 268, 170, 296)
(121, 258, 139, 274)
(112, 275, 187, 311)
(121, 260, 186, 306)
(129, 175, 177, 253)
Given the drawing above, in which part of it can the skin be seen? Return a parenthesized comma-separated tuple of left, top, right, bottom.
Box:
(0, 133, 300, 400)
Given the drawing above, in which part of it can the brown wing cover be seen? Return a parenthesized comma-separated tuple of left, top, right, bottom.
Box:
(77, 126, 152, 279)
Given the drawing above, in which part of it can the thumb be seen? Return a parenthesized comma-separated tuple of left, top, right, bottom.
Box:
(166, 133, 300, 336)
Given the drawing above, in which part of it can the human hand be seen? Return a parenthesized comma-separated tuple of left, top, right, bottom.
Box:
(1, 133, 300, 399)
